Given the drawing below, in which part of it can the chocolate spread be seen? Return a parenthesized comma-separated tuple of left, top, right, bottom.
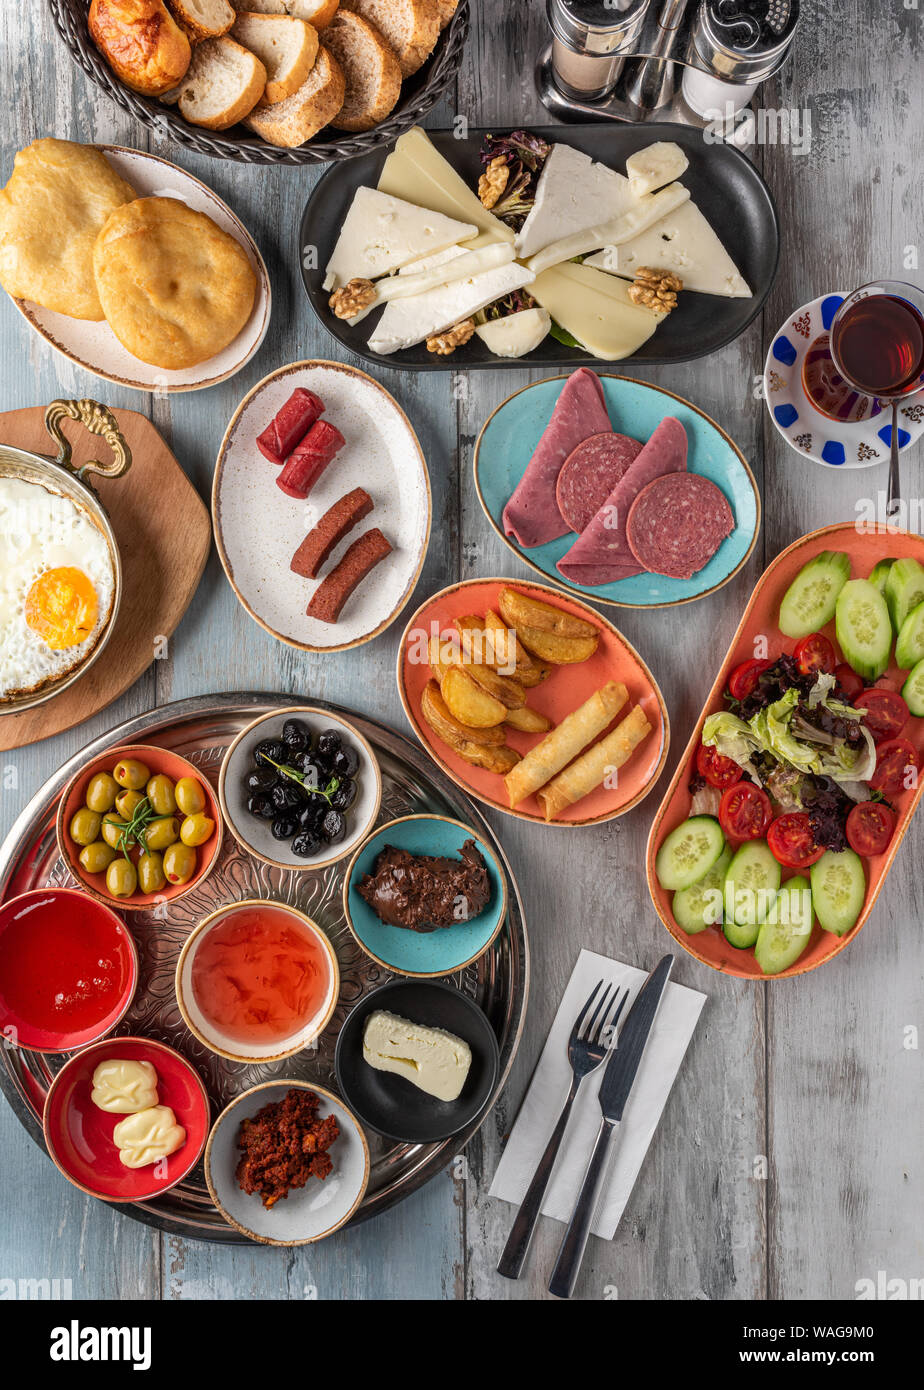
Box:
(357, 840, 491, 931)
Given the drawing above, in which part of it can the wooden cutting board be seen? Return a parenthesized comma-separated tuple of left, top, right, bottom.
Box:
(0, 406, 211, 752)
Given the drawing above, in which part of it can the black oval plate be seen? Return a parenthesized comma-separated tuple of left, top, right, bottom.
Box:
(299, 123, 780, 371)
(335, 979, 500, 1143)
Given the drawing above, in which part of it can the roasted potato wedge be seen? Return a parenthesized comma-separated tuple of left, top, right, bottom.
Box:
(498, 587, 600, 643)
(456, 740, 522, 774)
(420, 679, 505, 748)
(483, 607, 551, 687)
(504, 704, 553, 734)
(432, 631, 525, 709)
(441, 664, 507, 728)
(514, 625, 600, 665)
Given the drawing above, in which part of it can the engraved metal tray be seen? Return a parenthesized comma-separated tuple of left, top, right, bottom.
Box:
(0, 694, 529, 1241)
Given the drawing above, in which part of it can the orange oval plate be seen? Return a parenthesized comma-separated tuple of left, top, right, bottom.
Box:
(397, 578, 669, 826)
(646, 522, 924, 979)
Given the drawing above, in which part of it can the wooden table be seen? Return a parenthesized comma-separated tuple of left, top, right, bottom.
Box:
(1, 2, 921, 1301)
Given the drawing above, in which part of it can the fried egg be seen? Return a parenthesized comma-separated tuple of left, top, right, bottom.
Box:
(0, 477, 115, 701)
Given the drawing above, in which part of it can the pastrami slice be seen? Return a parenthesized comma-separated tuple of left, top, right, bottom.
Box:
(555, 432, 644, 534)
(502, 368, 612, 548)
(626, 472, 734, 579)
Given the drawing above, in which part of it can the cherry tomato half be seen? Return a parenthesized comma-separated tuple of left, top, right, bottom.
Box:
(846, 801, 896, 857)
(728, 658, 772, 702)
(853, 688, 909, 744)
(696, 742, 743, 789)
(869, 738, 919, 795)
(794, 633, 836, 677)
(719, 781, 772, 841)
(835, 663, 865, 701)
(767, 812, 825, 869)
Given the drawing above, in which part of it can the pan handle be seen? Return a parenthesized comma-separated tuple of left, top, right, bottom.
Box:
(43, 399, 132, 481)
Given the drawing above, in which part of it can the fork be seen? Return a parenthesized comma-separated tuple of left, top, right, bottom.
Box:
(497, 979, 629, 1280)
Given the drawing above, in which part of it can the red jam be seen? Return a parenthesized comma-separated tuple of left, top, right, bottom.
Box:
(191, 905, 332, 1046)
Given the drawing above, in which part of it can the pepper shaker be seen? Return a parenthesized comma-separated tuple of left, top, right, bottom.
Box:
(545, 0, 652, 102)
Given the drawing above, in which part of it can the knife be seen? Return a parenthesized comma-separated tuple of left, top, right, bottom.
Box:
(547, 954, 674, 1299)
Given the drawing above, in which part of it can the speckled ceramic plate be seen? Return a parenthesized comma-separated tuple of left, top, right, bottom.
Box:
(213, 362, 432, 653)
(6, 146, 271, 394)
(764, 293, 924, 468)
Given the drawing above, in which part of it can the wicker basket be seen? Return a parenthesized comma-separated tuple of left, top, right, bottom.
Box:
(48, 0, 470, 165)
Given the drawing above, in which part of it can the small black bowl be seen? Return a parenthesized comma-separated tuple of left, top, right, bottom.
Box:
(335, 980, 500, 1144)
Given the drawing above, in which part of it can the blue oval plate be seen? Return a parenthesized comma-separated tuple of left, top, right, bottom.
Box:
(474, 373, 760, 610)
(343, 815, 508, 977)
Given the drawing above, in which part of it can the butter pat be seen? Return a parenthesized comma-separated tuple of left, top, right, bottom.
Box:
(91, 1059, 159, 1114)
(112, 1105, 186, 1169)
(362, 1010, 472, 1102)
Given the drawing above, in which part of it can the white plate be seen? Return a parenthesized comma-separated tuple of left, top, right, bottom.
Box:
(213, 361, 432, 652)
(8, 145, 271, 394)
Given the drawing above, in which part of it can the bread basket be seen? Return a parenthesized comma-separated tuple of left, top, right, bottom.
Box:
(47, 0, 470, 166)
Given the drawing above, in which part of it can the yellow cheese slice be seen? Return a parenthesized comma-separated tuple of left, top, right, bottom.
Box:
(378, 127, 515, 245)
(530, 262, 662, 361)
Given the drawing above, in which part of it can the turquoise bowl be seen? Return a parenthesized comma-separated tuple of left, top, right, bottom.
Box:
(474, 373, 760, 609)
(343, 815, 508, 977)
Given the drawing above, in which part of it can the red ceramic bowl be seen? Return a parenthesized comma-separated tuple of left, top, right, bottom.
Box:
(0, 888, 138, 1052)
(43, 1037, 210, 1202)
(56, 743, 223, 909)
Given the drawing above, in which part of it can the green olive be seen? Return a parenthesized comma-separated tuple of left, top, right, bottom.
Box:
(69, 807, 101, 846)
(142, 816, 179, 852)
(115, 788, 145, 819)
(106, 857, 138, 899)
(180, 813, 215, 848)
(101, 815, 130, 849)
(113, 758, 150, 790)
(146, 774, 177, 816)
(79, 841, 117, 875)
(137, 851, 166, 895)
(163, 841, 196, 885)
(175, 776, 206, 816)
(85, 772, 119, 813)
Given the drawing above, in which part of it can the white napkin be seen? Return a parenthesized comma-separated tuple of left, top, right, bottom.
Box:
(489, 950, 706, 1240)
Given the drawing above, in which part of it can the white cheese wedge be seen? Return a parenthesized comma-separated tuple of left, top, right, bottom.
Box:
(322, 186, 478, 291)
(398, 245, 469, 276)
(475, 306, 551, 358)
(362, 1010, 472, 1102)
(524, 182, 691, 276)
(515, 142, 639, 261)
(346, 245, 514, 326)
(529, 261, 662, 361)
(626, 141, 689, 198)
(378, 127, 515, 245)
(368, 260, 535, 355)
(583, 200, 752, 298)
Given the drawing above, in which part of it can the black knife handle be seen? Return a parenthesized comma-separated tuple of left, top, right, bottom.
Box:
(548, 1119, 616, 1299)
(497, 1080, 578, 1280)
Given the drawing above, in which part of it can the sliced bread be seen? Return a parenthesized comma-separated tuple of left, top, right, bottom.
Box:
(231, 13, 319, 103)
(436, 0, 458, 29)
(230, 0, 339, 27)
(166, 0, 235, 39)
(178, 35, 267, 129)
(323, 9, 400, 131)
(341, 0, 437, 77)
(243, 43, 344, 144)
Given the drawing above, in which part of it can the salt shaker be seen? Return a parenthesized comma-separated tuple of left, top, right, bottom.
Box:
(681, 0, 801, 119)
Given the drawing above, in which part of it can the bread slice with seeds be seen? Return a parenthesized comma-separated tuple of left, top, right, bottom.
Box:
(341, 0, 438, 77)
(243, 42, 344, 144)
(231, 12, 319, 103)
(177, 34, 267, 128)
(323, 9, 400, 131)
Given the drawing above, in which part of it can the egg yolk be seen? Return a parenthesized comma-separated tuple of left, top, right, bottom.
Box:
(24, 567, 98, 650)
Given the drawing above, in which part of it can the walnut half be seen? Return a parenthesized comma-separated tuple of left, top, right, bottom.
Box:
(478, 156, 509, 210)
(329, 277, 376, 319)
(426, 319, 476, 356)
(628, 266, 683, 314)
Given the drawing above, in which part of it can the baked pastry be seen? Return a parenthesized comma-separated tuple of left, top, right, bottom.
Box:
(435, 0, 458, 29)
(323, 9, 400, 131)
(243, 44, 344, 145)
(93, 197, 257, 368)
(88, 0, 192, 96)
(341, 0, 438, 78)
(177, 35, 267, 129)
(230, 13, 319, 104)
(164, 0, 235, 39)
(0, 138, 136, 320)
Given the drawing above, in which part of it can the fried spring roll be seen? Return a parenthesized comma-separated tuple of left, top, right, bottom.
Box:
(536, 704, 652, 822)
(503, 681, 627, 808)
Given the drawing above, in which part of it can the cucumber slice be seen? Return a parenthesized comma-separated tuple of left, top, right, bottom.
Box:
(810, 848, 866, 936)
(885, 557, 924, 634)
(779, 550, 851, 639)
(896, 600, 924, 670)
(754, 875, 814, 975)
(869, 558, 896, 593)
(835, 579, 892, 681)
(672, 847, 732, 934)
(723, 840, 781, 947)
(655, 816, 725, 891)
(902, 657, 924, 717)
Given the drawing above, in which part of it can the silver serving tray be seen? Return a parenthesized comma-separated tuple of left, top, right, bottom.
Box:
(0, 694, 529, 1242)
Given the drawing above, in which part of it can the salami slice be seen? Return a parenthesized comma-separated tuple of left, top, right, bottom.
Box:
(291, 487, 374, 579)
(555, 432, 644, 534)
(626, 472, 734, 579)
(557, 416, 688, 586)
(306, 528, 392, 624)
(502, 368, 612, 548)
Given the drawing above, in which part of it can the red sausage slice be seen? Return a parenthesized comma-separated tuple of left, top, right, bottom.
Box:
(555, 432, 643, 534)
(257, 388, 324, 466)
(306, 528, 392, 624)
(291, 488, 374, 579)
(276, 420, 345, 499)
(626, 472, 734, 579)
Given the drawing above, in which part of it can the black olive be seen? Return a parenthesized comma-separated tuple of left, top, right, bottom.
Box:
(271, 783, 301, 812)
(298, 797, 326, 829)
(330, 777, 356, 811)
(292, 829, 321, 858)
(316, 729, 343, 760)
(283, 719, 311, 753)
(332, 743, 359, 777)
(321, 808, 345, 843)
(297, 752, 323, 785)
(247, 793, 275, 819)
(271, 813, 299, 841)
(254, 738, 285, 768)
(246, 768, 276, 794)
